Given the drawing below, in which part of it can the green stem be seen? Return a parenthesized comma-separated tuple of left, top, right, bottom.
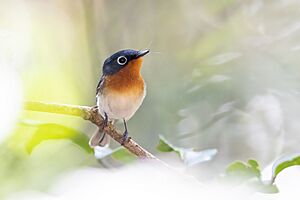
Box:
(24, 101, 92, 120)
(23, 101, 157, 159)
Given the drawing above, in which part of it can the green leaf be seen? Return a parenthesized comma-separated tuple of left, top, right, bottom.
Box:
(157, 136, 174, 152)
(111, 148, 136, 163)
(255, 183, 279, 194)
(272, 153, 300, 183)
(248, 159, 259, 169)
(156, 135, 217, 166)
(225, 159, 278, 194)
(226, 159, 260, 179)
(26, 123, 92, 154)
(93, 146, 137, 166)
(183, 148, 218, 166)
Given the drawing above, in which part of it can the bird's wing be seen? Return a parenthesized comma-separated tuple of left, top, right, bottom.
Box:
(92, 75, 110, 148)
(96, 75, 105, 94)
(96, 75, 106, 102)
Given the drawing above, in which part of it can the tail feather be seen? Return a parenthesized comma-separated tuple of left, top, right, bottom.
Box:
(89, 128, 110, 147)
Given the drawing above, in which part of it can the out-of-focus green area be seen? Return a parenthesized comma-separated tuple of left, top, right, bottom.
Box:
(1, 0, 300, 198)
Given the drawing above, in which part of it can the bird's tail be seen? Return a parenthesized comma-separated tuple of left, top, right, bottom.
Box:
(89, 128, 110, 147)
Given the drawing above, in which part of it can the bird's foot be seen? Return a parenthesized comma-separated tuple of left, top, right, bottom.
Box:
(121, 130, 129, 145)
(102, 112, 108, 127)
(103, 118, 108, 127)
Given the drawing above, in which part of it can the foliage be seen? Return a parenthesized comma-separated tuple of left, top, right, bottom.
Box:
(26, 123, 92, 154)
(224, 154, 300, 193)
(226, 159, 260, 179)
(111, 148, 137, 163)
(271, 153, 300, 183)
(157, 135, 217, 167)
(224, 155, 300, 194)
(224, 159, 278, 193)
(2, 0, 300, 198)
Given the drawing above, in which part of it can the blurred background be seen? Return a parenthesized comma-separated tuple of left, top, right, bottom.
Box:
(1, 0, 300, 198)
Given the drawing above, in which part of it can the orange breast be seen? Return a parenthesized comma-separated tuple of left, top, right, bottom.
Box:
(104, 57, 145, 96)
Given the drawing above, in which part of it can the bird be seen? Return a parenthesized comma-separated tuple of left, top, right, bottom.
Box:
(89, 49, 150, 147)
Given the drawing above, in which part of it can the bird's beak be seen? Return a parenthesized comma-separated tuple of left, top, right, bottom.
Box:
(136, 49, 150, 58)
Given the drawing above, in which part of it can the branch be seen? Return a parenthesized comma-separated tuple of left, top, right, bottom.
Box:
(24, 101, 157, 159)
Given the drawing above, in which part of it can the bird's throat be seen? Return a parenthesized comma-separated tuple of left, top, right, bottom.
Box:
(105, 58, 145, 95)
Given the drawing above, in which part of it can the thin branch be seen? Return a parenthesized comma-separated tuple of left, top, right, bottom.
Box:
(24, 101, 157, 159)
(24, 102, 92, 119)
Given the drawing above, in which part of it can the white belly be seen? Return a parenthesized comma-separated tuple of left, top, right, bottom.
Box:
(97, 90, 146, 121)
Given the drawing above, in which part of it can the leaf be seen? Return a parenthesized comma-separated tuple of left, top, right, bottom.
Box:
(255, 183, 279, 194)
(271, 153, 300, 183)
(94, 146, 114, 159)
(156, 135, 217, 166)
(225, 159, 278, 194)
(94, 146, 136, 164)
(156, 135, 179, 153)
(226, 159, 260, 180)
(26, 123, 92, 154)
(111, 148, 136, 163)
(157, 136, 174, 152)
(183, 149, 218, 166)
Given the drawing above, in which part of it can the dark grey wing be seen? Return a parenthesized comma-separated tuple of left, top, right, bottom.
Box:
(92, 75, 110, 147)
(96, 75, 106, 102)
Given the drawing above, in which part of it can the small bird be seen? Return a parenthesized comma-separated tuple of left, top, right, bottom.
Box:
(89, 49, 150, 147)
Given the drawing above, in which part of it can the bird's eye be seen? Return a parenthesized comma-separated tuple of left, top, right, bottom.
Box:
(117, 56, 127, 65)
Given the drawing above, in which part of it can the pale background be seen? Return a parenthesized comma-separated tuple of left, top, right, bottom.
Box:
(1, 0, 300, 199)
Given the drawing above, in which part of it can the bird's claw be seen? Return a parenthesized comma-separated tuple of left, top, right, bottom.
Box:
(102, 112, 109, 127)
(121, 130, 129, 145)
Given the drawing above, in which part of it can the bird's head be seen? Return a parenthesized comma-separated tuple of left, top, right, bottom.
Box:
(102, 49, 150, 75)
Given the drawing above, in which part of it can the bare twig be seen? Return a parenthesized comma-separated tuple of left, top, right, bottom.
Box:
(24, 101, 157, 159)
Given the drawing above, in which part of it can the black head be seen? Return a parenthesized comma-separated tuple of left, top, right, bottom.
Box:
(102, 49, 150, 75)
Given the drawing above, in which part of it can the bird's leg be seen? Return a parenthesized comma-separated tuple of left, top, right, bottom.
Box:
(92, 105, 107, 127)
(103, 112, 108, 127)
(121, 118, 129, 145)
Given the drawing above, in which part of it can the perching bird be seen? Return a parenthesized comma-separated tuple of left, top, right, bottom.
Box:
(89, 49, 150, 147)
